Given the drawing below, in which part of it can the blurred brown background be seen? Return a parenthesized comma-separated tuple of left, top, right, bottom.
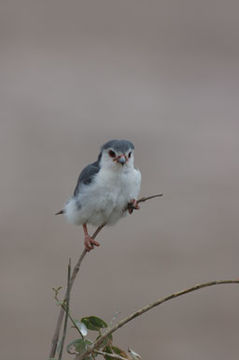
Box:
(1, 1, 239, 359)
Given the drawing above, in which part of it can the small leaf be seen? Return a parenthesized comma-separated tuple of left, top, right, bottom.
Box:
(67, 338, 92, 355)
(103, 345, 114, 360)
(81, 316, 108, 331)
(128, 348, 142, 359)
(112, 346, 129, 359)
(75, 321, 88, 336)
(103, 345, 129, 359)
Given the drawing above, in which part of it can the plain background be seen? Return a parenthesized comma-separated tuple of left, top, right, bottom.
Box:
(1, 1, 239, 359)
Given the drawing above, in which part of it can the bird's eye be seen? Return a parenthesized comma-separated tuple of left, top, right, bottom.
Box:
(108, 150, 116, 158)
(128, 152, 132, 158)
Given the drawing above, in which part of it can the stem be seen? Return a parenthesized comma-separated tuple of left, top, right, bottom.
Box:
(58, 259, 71, 360)
(137, 193, 163, 204)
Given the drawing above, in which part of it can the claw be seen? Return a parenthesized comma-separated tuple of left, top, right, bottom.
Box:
(128, 199, 140, 214)
(82, 223, 100, 251)
(84, 235, 100, 251)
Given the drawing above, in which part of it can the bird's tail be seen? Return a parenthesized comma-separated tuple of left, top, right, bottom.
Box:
(55, 209, 64, 215)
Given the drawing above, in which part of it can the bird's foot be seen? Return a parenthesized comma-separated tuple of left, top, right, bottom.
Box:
(84, 235, 100, 251)
(128, 199, 140, 214)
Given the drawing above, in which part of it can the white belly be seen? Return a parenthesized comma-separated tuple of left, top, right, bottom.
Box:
(65, 167, 141, 226)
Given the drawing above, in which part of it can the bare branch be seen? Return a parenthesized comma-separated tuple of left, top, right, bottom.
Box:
(77, 280, 239, 360)
(69, 224, 105, 291)
(137, 193, 163, 204)
(58, 259, 71, 360)
(125, 193, 163, 213)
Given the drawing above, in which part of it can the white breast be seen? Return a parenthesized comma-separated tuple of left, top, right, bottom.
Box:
(65, 167, 141, 226)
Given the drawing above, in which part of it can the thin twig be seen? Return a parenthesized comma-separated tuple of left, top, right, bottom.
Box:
(137, 193, 163, 204)
(124, 193, 163, 212)
(77, 280, 239, 360)
(49, 193, 162, 358)
(69, 224, 105, 291)
(58, 259, 71, 360)
(53, 286, 84, 339)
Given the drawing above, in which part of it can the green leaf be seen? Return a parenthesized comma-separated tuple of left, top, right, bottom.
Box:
(67, 338, 92, 355)
(103, 345, 129, 359)
(112, 346, 129, 359)
(81, 316, 108, 331)
(103, 345, 114, 360)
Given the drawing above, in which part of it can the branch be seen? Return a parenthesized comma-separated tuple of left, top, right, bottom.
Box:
(137, 193, 163, 204)
(49, 193, 162, 358)
(125, 193, 163, 213)
(77, 280, 239, 360)
(58, 259, 71, 360)
(69, 224, 105, 291)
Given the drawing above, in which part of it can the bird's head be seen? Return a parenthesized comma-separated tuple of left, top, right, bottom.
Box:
(99, 139, 135, 170)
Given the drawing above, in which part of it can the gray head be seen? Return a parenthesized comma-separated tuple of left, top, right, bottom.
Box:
(99, 139, 135, 168)
(101, 139, 134, 153)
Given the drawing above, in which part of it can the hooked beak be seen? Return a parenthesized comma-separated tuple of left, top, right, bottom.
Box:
(116, 155, 127, 165)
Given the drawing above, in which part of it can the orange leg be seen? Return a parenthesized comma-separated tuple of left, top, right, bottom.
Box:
(83, 224, 100, 251)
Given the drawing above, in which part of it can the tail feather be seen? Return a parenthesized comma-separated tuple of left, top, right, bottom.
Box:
(55, 209, 64, 215)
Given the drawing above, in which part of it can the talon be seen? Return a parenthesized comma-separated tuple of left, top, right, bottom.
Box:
(128, 199, 140, 214)
(83, 223, 100, 251)
(84, 235, 100, 251)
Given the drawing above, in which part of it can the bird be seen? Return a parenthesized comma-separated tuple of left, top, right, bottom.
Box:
(56, 139, 141, 251)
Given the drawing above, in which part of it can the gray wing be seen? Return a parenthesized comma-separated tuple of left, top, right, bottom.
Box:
(73, 161, 100, 196)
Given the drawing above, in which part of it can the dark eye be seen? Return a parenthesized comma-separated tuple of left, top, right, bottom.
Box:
(108, 150, 116, 158)
(128, 152, 132, 158)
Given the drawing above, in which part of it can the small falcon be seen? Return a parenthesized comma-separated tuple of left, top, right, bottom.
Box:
(57, 139, 141, 251)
